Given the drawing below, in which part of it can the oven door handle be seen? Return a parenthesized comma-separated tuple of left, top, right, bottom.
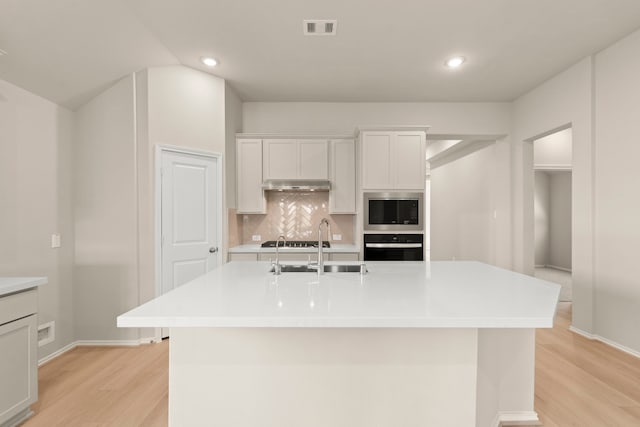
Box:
(365, 243, 423, 249)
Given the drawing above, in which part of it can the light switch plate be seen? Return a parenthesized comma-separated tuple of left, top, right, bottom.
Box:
(252, 235, 262, 242)
(51, 233, 61, 248)
(332, 234, 342, 241)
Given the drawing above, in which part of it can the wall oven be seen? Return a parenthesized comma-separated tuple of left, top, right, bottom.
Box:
(364, 192, 423, 231)
(364, 234, 424, 261)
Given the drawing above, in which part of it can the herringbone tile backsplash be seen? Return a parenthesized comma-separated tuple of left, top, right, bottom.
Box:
(237, 192, 354, 244)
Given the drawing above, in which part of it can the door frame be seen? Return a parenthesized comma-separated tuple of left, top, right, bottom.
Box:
(524, 124, 573, 277)
(154, 144, 223, 302)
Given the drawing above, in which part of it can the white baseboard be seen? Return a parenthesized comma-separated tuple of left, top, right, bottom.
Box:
(546, 264, 572, 273)
(494, 411, 540, 426)
(38, 337, 159, 366)
(570, 326, 640, 359)
(38, 341, 77, 366)
(535, 264, 572, 273)
(75, 339, 149, 347)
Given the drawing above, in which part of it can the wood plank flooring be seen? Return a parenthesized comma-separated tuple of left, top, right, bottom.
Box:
(533, 303, 640, 426)
(22, 342, 168, 427)
(21, 303, 640, 426)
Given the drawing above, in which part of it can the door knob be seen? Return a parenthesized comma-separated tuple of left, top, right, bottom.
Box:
(209, 247, 218, 253)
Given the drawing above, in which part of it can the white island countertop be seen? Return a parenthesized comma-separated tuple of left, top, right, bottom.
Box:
(0, 277, 47, 297)
(118, 261, 560, 329)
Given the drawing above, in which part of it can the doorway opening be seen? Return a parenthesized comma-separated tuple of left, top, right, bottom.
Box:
(532, 128, 572, 301)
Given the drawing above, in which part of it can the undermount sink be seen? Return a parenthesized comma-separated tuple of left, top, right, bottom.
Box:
(269, 263, 367, 274)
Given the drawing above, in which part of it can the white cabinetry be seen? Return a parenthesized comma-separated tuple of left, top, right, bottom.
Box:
(0, 289, 38, 426)
(263, 139, 328, 180)
(236, 139, 266, 213)
(361, 130, 426, 190)
(329, 139, 356, 213)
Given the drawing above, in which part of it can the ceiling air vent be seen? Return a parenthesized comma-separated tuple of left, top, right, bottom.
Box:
(303, 20, 337, 36)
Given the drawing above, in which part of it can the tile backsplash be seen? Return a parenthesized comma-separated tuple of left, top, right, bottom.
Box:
(234, 192, 354, 244)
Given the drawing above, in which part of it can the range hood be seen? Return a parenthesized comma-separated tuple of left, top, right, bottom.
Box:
(262, 179, 331, 192)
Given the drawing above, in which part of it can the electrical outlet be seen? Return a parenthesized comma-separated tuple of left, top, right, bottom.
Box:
(252, 235, 262, 242)
(51, 233, 61, 248)
(332, 234, 342, 241)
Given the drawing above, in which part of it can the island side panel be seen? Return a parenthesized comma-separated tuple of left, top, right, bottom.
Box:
(169, 327, 478, 427)
(476, 328, 537, 426)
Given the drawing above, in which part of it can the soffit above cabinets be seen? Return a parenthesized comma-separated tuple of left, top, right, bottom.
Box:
(236, 133, 356, 140)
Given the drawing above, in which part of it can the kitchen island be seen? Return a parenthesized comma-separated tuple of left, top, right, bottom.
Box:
(118, 261, 559, 427)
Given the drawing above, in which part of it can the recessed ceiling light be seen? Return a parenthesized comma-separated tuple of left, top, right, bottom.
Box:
(445, 56, 465, 69)
(201, 57, 218, 67)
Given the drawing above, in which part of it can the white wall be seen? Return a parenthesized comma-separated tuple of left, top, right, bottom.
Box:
(512, 57, 594, 333)
(243, 102, 511, 135)
(137, 66, 227, 310)
(533, 128, 572, 167)
(514, 26, 640, 354)
(225, 83, 243, 210)
(74, 75, 140, 342)
(593, 28, 640, 352)
(0, 79, 75, 359)
(534, 172, 550, 266)
(74, 66, 229, 342)
(549, 172, 572, 270)
(431, 143, 498, 264)
(534, 171, 572, 270)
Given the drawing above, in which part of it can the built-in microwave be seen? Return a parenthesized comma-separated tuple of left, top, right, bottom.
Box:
(363, 192, 423, 231)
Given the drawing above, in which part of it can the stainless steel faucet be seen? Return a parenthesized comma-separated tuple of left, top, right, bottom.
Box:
(273, 235, 286, 275)
(315, 218, 331, 274)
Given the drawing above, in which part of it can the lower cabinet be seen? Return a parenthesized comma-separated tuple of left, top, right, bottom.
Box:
(328, 253, 359, 261)
(228, 253, 259, 262)
(258, 253, 319, 262)
(0, 291, 38, 426)
(229, 252, 360, 262)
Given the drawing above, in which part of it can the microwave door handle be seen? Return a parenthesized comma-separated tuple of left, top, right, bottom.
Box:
(365, 243, 423, 249)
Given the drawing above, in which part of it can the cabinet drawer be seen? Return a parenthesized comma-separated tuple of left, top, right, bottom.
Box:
(0, 289, 37, 326)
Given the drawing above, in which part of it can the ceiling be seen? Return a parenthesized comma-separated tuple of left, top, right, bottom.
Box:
(2, 0, 640, 110)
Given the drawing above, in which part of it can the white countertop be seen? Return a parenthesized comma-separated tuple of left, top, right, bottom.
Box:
(118, 261, 559, 329)
(229, 244, 359, 254)
(0, 277, 47, 297)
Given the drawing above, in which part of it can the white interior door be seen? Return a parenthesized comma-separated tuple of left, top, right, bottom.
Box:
(161, 150, 220, 297)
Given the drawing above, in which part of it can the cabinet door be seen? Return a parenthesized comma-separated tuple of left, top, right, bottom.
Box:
(0, 315, 37, 425)
(258, 253, 318, 262)
(361, 132, 392, 189)
(393, 132, 426, 190)
(329, 253, 359, 261)
(228, 253, 258, 262)
(299, 140, 328, 179)
(237, 139, 265, 213)
(329, 139, 356, 213)
(263, 139, 298, 180)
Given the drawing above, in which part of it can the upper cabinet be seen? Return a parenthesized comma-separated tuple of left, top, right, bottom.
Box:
(361, 130, 426, 190)
(263, 139, 328, 180)
(329, 139, 356, 214)
(236, 138, 266, 213)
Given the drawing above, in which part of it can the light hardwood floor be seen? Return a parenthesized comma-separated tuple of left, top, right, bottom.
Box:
(22, 341, 168, 427)
(22, 303, 640, 426)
